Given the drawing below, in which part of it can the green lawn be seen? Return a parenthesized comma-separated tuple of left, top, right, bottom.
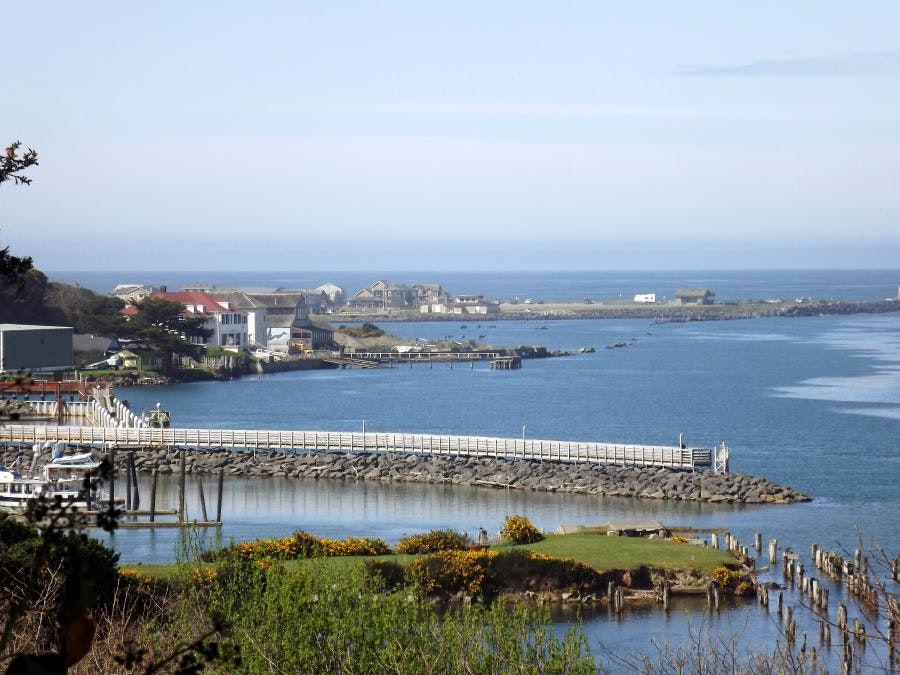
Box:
(494, 533, 733, 573)
(123, 533, 732, 580)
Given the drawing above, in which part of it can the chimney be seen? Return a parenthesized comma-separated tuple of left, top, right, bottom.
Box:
(160, 285, 167, 294)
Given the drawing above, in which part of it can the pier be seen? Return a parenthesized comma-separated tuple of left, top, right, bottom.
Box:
(0, 423, 714, 470)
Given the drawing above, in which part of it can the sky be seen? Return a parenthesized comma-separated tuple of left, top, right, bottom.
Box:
(2, 2, 899, 272)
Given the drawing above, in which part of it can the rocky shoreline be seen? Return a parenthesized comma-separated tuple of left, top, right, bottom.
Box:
(77, 447, 813, 504)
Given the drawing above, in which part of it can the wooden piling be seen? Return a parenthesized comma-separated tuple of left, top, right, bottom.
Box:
(108, 447, 116, 514)
(216, 468, 224, 522)
(130, 451, 140, 510)
(125, 453, 132, 511)
(178, 449, 186, 522)
(149, 468, 158, 523)
(754, 532, 762, 551)
(198, 479, 209, 522)
(769, 539, 778, 565)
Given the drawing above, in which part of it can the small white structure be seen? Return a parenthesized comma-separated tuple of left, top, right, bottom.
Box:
(633, 293, 657, 304)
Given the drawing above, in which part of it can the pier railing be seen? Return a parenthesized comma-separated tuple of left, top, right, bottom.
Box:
(0, 425, 712, 469)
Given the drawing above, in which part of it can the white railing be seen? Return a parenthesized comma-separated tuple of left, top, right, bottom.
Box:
(0, 424, 712, 469)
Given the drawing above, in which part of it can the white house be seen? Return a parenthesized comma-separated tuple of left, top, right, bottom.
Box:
(156, 290, 250, 348)
(111, 284, 154, 304)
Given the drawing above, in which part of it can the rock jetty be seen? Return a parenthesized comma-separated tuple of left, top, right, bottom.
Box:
(86, 448, 811, 504)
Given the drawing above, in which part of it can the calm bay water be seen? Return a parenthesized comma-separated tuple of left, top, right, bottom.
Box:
(75, 273, 898, 668)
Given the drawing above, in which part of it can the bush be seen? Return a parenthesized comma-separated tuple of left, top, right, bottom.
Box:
(396, 529, 471, 554)
(406, 550, 498, 596)
(363, 559, 406, 590)
(320, 536, 392, 557)
(223, 531, 391, 561)
(500, 515, 543, 544)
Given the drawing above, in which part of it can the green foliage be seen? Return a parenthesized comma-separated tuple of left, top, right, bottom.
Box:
(396, 529, 472, 554)
(186, 559, 595, 673)
(337, 321, 385, 338)
(500, 515, 544, 544)
(363, 559, 406, 590)
(125, 297, 213, 373)
(0, 141, 38, 186)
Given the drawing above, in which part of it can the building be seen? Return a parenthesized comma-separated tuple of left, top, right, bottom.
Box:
(350, 281, 417, 310)
(413, 283, 448, 305)
(0, 324, 73, 373)
(633, 293, 656, 304)
(314, 283, 345, 305)
(421, 294, 499, 317)
(110, 284, 154, 304)
(154, 290, 250, 348)
(675, 288, 715, 305)
(288, 297, 334, 351)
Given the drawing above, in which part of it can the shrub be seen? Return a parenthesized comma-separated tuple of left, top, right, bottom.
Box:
(320, 536, 392, 557)
(396, 530, 471, 554)
(363, 559, 406, 590)
(500, 515, 543, 544)
(406, 550, 498, 596)
(712, 565, 743, 589)
(223, 531, 390, 561)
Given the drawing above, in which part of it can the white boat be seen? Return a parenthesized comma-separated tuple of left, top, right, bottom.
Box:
(0, 451, 105, 512)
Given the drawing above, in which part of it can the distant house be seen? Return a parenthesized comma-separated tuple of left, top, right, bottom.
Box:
(349, 281, 417, 310)
(675, 288, 715, 305)
(314, 283, 345, 305)
(413, 283, 448, 305)
(154, 290, 250, 348)
(0, 324, 73, 373)
(111, 284, 154, 304)
(213, 291, 322, 348)
(348, 288, 384, 310)
(633, 293, 656, 304)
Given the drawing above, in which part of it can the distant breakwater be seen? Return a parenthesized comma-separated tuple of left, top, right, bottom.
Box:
(338, 298, 900, 323)
(81, 448, 812, 504)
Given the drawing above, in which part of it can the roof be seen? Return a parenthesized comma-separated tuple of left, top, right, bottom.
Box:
(73, 334, 120, 352)
(0, 323, 72, 331)
(675, 288, 714, 297)
(315, 283, 344, 293)
(111, 284, 152, 294)
(154, 290, 229, 315)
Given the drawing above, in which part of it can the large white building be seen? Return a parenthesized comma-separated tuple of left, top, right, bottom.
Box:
(155, 290, 250, 348)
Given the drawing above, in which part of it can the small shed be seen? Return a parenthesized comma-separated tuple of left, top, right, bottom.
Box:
(675, 288, 715, 305)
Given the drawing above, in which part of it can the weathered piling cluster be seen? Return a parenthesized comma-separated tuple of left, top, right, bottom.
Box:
(739, 536, 899, 673)
(30, 447, 815, 504)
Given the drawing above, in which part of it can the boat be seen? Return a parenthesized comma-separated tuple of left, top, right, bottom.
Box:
(0, 451, 105, 512)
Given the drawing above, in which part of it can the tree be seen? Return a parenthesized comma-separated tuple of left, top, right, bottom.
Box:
(1, 141, 38, 300)
(0, 141, 39, 186)
(126, 297, 213, 373)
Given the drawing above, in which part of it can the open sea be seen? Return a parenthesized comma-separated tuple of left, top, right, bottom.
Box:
(50, 269, 900, 669)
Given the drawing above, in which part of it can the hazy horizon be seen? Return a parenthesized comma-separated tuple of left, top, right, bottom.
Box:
(3, 2, 899, 270)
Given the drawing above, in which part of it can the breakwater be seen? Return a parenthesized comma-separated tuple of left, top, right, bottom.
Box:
(0, 447, 809, 504)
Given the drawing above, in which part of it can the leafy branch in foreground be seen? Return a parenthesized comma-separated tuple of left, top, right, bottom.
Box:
(0, 141, 38, 187)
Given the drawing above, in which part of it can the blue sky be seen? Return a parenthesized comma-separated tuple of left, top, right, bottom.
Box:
(2, 2, 899, 271)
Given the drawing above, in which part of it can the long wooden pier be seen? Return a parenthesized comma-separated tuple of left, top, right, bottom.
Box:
(0, 425, 713, 470)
